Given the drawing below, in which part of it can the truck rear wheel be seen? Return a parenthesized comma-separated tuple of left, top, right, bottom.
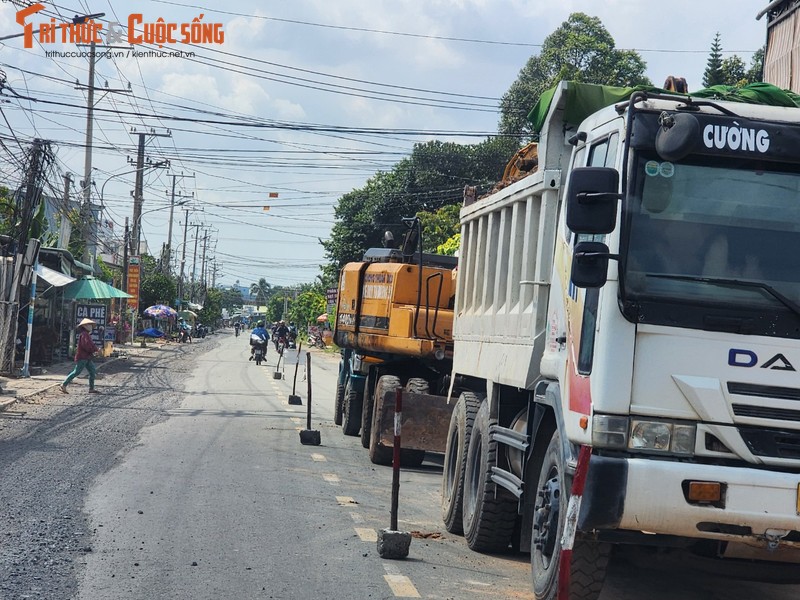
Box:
(531, 429, 610, 600)
(360, 374, 377, 449)
(462, 399, 517, 553)
(341, 378, 363, 437)
(442, 391, 482, 535)
(334, 382, 345, 426)
(369, 375, 400, 465)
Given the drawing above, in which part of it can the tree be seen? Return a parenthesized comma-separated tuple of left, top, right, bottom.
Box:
(219, 286, 243, 310)
(139, 272, 177, 313)
(703, 32, 724, 87)
(417, 205, 461, 253)
(322, 137, 512, 275)
(266, 293, 292, 323)
(437, 233, 460, 256)
(720, 55, 747, 87)
(499, 13, 650, 137)
(288, 289, 326, 329)
(746, 46, 765, 84)
(249, 278, 271, 306)
(198, 288, 222, 326)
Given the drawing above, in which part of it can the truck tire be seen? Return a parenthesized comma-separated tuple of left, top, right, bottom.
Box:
(531, 429, 610, 600)
(341, 378, 363, 437)
(441, 391, 482, 535)
(334, 382, 345, 426)
(462, 399, 518, 553)
(369, 375, 400, 465)
(405, 377, 429, 394)
(360, 374, 376, 449)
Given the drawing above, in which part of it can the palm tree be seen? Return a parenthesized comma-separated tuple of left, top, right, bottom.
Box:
(249, 278, 272, 307)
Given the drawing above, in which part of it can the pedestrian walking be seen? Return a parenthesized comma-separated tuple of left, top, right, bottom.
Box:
(59, 318, 100, 394)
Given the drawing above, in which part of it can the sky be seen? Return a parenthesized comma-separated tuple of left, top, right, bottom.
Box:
(0, 0, 770, 289)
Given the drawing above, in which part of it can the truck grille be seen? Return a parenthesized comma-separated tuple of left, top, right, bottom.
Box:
(738, 426, 800, 459)
(727, 382, 800, 401)
(733, 404, 800, 422)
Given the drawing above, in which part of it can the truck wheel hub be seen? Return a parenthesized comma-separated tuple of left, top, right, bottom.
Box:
(533, 475, 560, 559)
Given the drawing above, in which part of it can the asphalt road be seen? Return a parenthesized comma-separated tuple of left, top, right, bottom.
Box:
(3, 331, 800, 600)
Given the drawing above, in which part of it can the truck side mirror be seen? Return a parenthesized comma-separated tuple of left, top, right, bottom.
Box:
(566, 167, 620, 234)
(571, 241, 614, 288)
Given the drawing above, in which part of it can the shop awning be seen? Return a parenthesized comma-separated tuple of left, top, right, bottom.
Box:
(63, 276, 132, 300)
(35, 264, 76, 288)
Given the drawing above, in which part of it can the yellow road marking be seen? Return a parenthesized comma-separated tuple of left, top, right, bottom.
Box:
(290, 417, 302, 424)
(383, 574, 420, 598)
(336, 496, 357, 506)
(323, 473, 340, 484)
(355, 527, 377, 542)
(311, 453, 327, 462)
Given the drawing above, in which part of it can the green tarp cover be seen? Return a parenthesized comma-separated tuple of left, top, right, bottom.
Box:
(526, 81, 800, 134)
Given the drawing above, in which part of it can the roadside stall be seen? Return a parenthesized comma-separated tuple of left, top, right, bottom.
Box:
(62, 276, 132, 358)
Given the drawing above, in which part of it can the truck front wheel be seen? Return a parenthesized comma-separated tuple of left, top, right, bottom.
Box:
(341, 378, 363, 437)
(441, 391, 482, 535)
(531, 429, 610, 600)
(462, 399, 518, 552)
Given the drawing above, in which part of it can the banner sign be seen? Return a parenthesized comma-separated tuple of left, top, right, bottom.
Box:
(127, 256, 141, 310)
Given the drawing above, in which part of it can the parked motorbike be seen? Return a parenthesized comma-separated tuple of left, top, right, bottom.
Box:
(308, 334, 325, 349)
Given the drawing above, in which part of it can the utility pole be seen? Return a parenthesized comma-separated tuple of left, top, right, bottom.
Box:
(190, 223, 201, 302)
(75, 26, 129, 269)
(79, 41, 96, 268)
(200, 230, 209, 290)
(121, 217, 129, 321)
(129, 128, 171, 256)
(178, 208, 191, 303)
(59, 173, 73, 249)
(165, 172, 194, 271)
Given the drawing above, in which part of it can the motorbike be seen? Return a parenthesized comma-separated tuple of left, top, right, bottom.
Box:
(287, 329, 297, 349)
(308, 333, 325, 349)
(276, 335, 288, 355)
(195, 324, 208, 339)
(250, 334, 267, 366)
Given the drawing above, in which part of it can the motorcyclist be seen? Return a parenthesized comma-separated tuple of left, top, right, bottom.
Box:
(234, 321, 240, 337)
(249, 320, 269, 361)
(274, 320, 289, 351)
(178, 318, 192, 343)
(287, 322, 298, 348)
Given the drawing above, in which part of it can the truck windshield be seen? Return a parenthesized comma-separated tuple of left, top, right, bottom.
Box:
(622, 152, 800, 336)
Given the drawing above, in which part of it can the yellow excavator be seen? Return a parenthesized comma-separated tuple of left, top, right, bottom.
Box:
(333, 217, 457, 466)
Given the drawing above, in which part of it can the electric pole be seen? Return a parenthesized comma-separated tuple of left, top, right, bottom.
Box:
(165, 172, 194, 271)
(178, 207, 191, 303)
(190, 223, 201, 302)
(129, 128, 171, 256)
(75, 25, 130, 269)
(59, 173, 73, 249)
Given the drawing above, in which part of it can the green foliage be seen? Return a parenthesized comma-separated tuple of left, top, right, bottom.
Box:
(249, 278, 271, 306)
(417, 205, 460, 253)
(198, 288, 222, 324)
(139, 272, 177, 313)
(499, 13, 650, 137)
(322, 137, 512, 272)
(219, 286, 243, 309)
(437, 233, 460, 256)
(266, 293, 292, 323)
(747, 46, 765, 83)
(703, 33, 724, 87)
(719, 55, 747, 87)
(288, 289, 326, 328)
(96, 256, 117, 285)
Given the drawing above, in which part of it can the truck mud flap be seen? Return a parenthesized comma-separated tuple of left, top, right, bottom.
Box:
(374, 392, 454, 453)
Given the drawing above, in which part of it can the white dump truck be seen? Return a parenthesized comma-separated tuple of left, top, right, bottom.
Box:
(441, 81, 800, 599)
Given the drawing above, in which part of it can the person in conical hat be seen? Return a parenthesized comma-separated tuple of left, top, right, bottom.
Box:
(60, 318, 100, 394)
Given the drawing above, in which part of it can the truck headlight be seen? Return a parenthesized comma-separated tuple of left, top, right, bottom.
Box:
(592, 415, 696, 455)
(629, 419, 696, 455)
